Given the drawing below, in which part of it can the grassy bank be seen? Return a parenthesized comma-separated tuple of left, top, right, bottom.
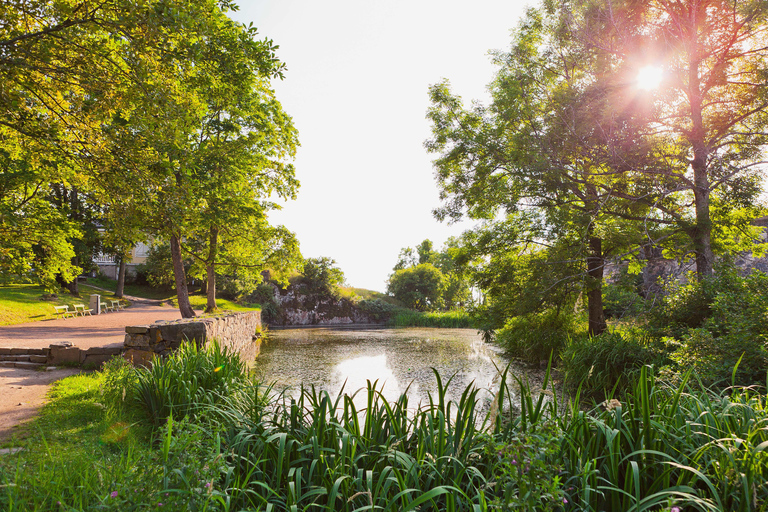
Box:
(4, 342, 765, 511)
(388, 309, 475, 328)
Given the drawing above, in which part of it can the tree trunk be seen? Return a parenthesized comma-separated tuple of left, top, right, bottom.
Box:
(66, 256, 79, 295)
(688, 47, 714, 279)
(586, 235, 607, 336)
(170, 234, 196, 318)
(205, 227, 218, 313)
(116, 255, 126, 298)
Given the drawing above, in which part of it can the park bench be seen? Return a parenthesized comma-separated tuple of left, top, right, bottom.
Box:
(54, 305, 76, 319)
(73, 304, 93, 316)
(110, 300, 124, 311)
(99, 301, 111, 313)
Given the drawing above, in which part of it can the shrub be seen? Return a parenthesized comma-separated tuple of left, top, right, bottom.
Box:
(248, 282, 280, 324)
(131, 340, 247, 427)
(357, 298, 400, 322)
(495, 310, 582, 365)
(602, 283, 646, 319)
(388, 309, 474, 328)
(561, 330, 663, 398)
(650, 265, 768, 387)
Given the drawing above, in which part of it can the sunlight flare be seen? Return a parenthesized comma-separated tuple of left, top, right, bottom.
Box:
(636, 65, 663, 90)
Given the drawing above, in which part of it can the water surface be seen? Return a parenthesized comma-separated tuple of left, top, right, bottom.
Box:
(256, 327, 511, 408)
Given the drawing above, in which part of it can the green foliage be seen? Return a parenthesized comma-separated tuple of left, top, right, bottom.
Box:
(297, 257, 345, 302)
(135, 242, 182, 290)
(129, 340, 247, 427)
(602, 283, 646, 318)
(5, 355, 768, 511)
(387, 262, 446, 311)
(357, 298, 401, 323)
(388, 309, 475, 328)
(650, 265, 768, 387)
(390, 237, 473, 311)
(496, 310, 584, 365)
(487, 423, 566, 511)
(248, 282, 281, 324)
(556, 367, 768, 512)
(561, 330, 664, 398)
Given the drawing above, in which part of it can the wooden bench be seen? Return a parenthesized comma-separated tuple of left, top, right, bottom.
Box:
(54, 305, 76, 319)
(73, 304, 93, 316)
(110, 300, 124, 311)
(99, 301, 111, 313)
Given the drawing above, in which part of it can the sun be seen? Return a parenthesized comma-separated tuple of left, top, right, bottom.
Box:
(636, 65, 663, 91)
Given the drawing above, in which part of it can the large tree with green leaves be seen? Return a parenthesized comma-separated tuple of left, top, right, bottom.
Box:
(572, 0, 768, 278)
(2, 1, 301, 315)
(427, 2, 659, 334)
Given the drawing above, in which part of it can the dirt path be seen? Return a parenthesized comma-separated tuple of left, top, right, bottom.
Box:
(0, 297, 199, 442)
(0, 367, 82, 442)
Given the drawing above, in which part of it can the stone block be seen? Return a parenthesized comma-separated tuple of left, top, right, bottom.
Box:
(14, 361, 44, 370)
(0, 361, 13, 368)
(10, 347, 34, 355)
(85, 347, 123, 356)
(0, 348, 10, 355)
(48, 345, 82, 365)
(30, 355, 48, 364)
(123, 349, 155, 368)
(81, 353, 113, 368)
(50, 341, 73, 348)
(125, 325, 149, 334)
(125, 334, 150, 348)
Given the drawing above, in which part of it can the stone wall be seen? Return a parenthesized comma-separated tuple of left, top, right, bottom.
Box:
(268, 284, 377, 326)
(123, 311, 262, 363)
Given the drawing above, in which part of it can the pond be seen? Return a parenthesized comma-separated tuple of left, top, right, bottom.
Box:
(254, 326, 531, 412)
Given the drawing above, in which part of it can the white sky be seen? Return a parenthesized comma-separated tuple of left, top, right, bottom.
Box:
(232, 1, 530, 292)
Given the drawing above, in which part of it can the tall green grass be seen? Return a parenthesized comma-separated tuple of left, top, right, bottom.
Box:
(555, 367, 768, 511)
(5, 341, 768, 511)
(388, 310, 475, 328)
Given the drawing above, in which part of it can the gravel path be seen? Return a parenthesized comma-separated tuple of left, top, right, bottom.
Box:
(0, 297, 198, 442)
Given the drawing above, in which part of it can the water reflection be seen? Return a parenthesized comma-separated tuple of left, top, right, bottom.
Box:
(255, 327, 509, 409)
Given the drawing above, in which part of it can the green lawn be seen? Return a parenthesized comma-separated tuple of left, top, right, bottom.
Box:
(0, 278, 258, 326)
(0, 283, 125, 326)
(87, 276, 259, 312)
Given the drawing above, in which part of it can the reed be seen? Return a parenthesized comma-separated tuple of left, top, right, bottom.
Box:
(5, 343, 768, 512)
(388, 310, 475, 328)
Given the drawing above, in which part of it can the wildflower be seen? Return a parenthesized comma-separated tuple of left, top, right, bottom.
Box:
(563, 497, 568, 504)
(601, 399, 622, 412)
(510, 458, 518, 466)
(671, 508, 680, 512)
(110, 491, 118, 498)
(214, 366, 223, 373)
(205, 482, 211, 488)
(157, 503, 163, 507)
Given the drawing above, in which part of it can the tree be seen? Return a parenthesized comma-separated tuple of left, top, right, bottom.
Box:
(427, 3, 659, 334)
(299, 257, 345, 301)
(573, 0, 768, 278)
(387, 263, 446, 311)
(390, 238, 472, 311)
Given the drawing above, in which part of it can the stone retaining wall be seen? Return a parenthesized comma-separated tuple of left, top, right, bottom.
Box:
(123, 311, 262, 364)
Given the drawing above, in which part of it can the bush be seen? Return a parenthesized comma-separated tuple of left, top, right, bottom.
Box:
(495, 310, 582, 365)
(650, 265, 768, 387)
(357, 298, 400, 322)
(561, 330, 663, 397)
(131, 340, 247, 427)
(388, 309, 474, 328)
(602, 283, 646, 319)
(247, 282, 280, 324)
